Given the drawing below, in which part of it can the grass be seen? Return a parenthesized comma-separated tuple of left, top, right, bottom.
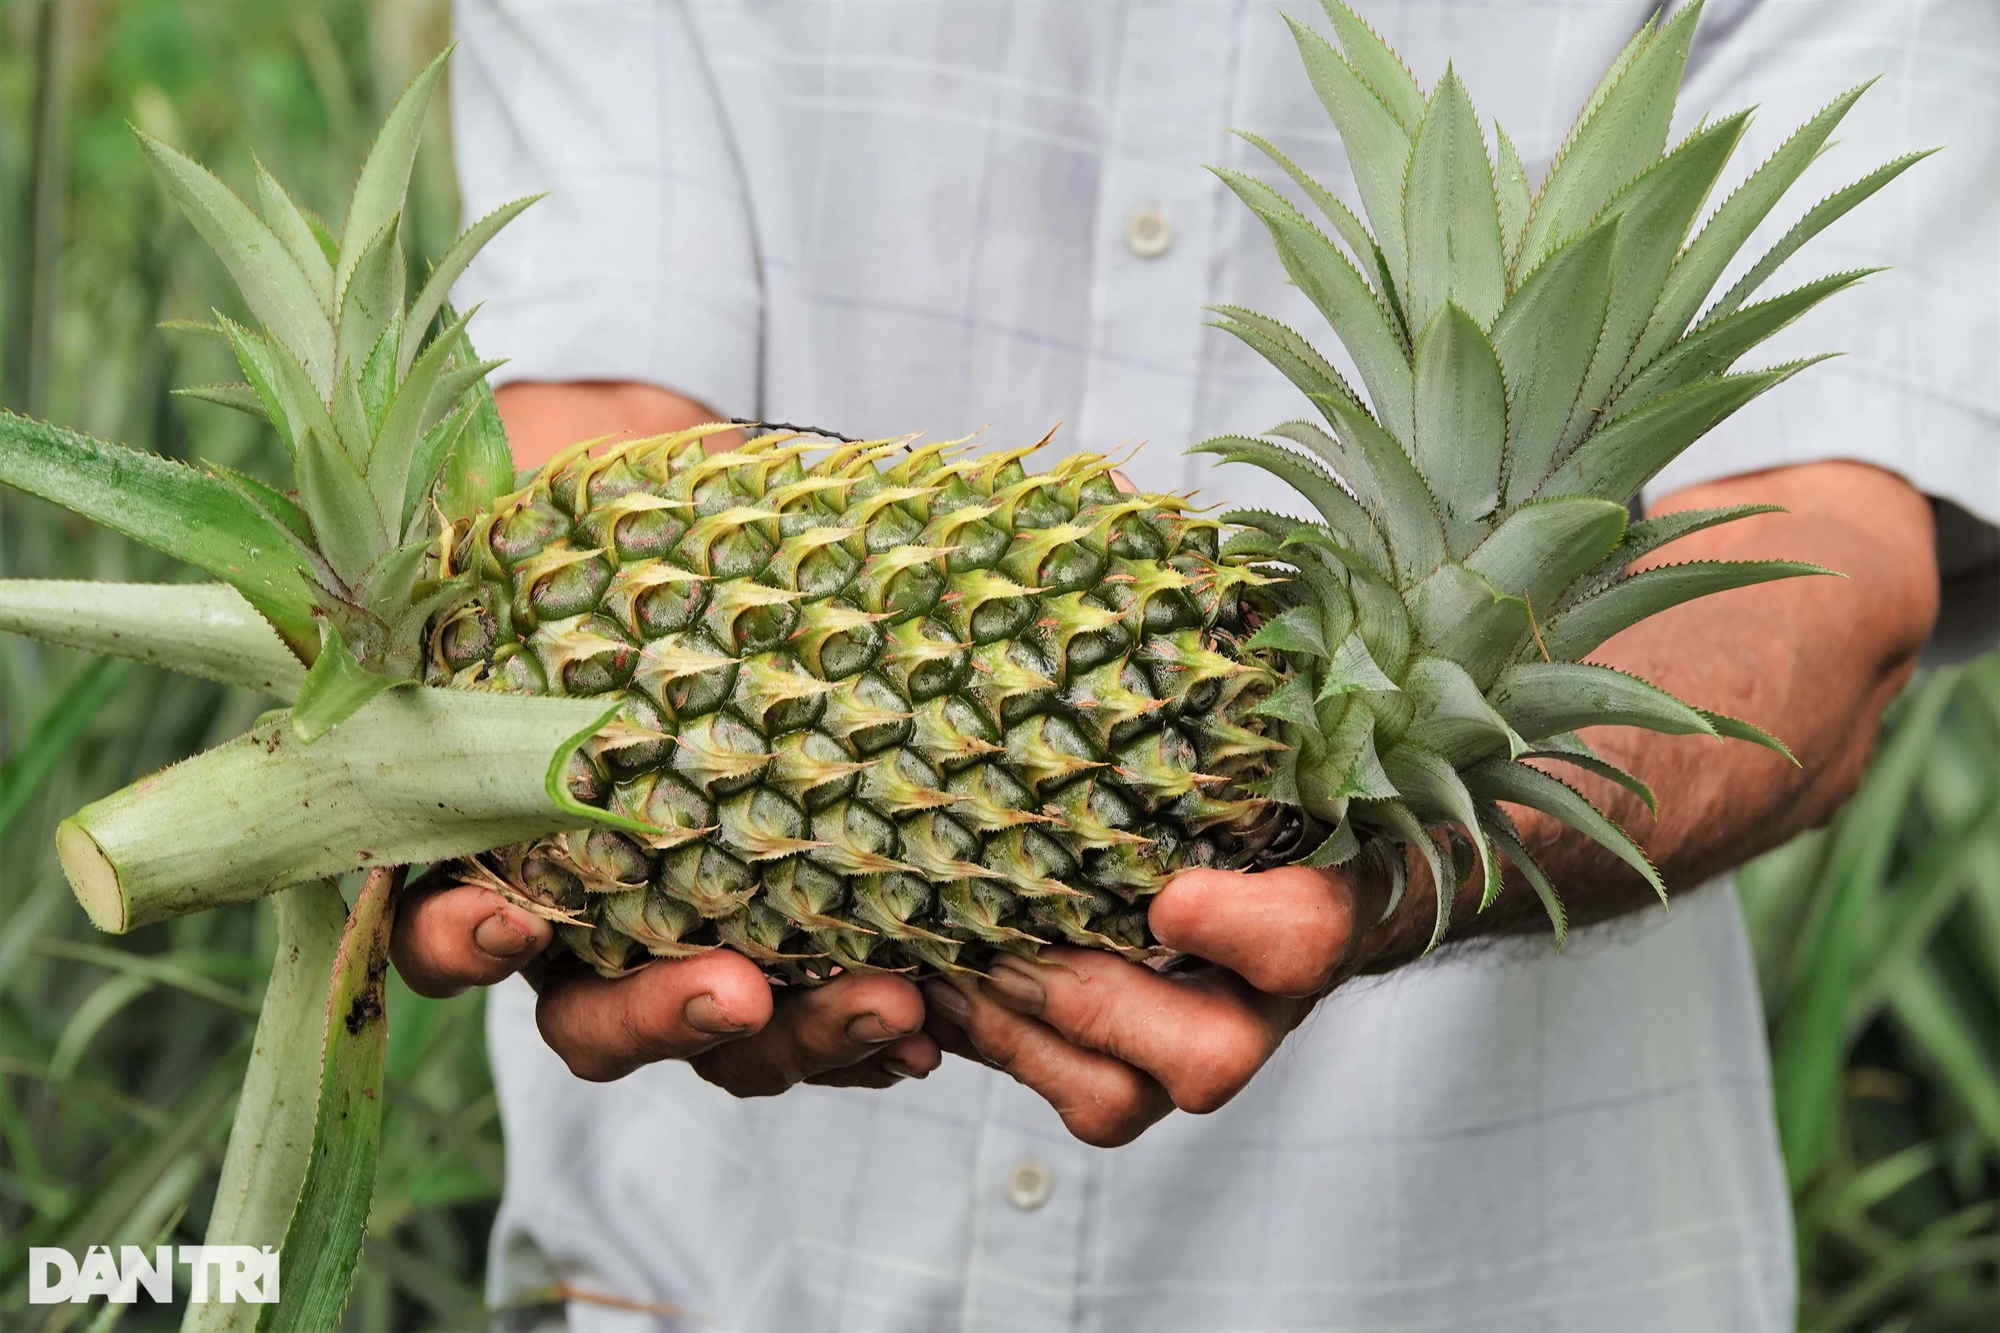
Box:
(0, 2, 1993, 1329)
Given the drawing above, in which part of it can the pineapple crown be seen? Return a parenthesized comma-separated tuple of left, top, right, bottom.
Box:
(1191, 0, 1928, 936)
(137, 50, 538, 737)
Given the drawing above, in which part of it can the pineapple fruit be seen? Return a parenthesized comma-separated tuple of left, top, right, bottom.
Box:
(0, 0, 1922, 982)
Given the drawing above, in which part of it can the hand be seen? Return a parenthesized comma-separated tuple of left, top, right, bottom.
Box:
(390, 875, 942, 1091)
(921, 865, 1376, 1147)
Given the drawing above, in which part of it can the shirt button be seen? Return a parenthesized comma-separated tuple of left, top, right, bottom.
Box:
(1004, 1159, 1054, 1211)
(1125, 206, 1173, 259)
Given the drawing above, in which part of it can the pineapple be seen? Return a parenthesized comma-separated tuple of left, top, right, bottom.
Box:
(0, 0, 1923, 984)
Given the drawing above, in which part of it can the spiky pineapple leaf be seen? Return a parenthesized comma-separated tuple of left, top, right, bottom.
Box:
(1634, 80, 1876, 367)
(1518, 0, 1702, 272)
(1536, 365, 1810, 504)
(1306, 395, 1446, 581)
(223, 318, 319, 458)
(1402, 69, 1506, 332)
(1320, 630, 1402, 698)
(173, 381, 268, 420)
(335, 48, 449, 304)
(1360, 796, 1455, 950)
(1573, 501, 1784, 595)
(1697, 707, 1800, 765)
(0, 414, 321, 659)
(1399, 655, 1521, 766)
(1700, 149, 1938, 328)
(369, 305, 477, 522)
(1613, 269, 1876, 416)
(296, 426, 389, 585)
(1233, 134, 1386, 298)
(1521, 747, 1657, 815)
(1321, 2, 1426, 131)
(335, 216, 404, 387)
(1221, 173, 1414, 441)
(1491, 218, 1618, 504)
(251, 153, 336, 317)
(1493, 122, 1531, 273)
(291, 627, 402, 743)
(1287, 527, 1413, 671)
(134, 130, 335, 395)
(1567, 113, 1750, 438)
(1284, 14, 1413, 287)
(1407, 561, 1529, 683)
(1384, 744, 1500, 908)
(1465, 496, 1628, 615)
(434, 375, 517, 522)
(208, 463, 314, 545)
(1246, 604, 1332, 658)
(1411, 302, 1507, 550)
(1478, 805, 1566, 940)
(400, 194, 541, 375)
(403, 406, 470, 535)
(1540, 557, 1835, 660)
(1463, 758, 1666, 902)
(1489, 661, 1717, 741)
(1202, 434, 1390, 575)
(1208, 316, 1364, 424)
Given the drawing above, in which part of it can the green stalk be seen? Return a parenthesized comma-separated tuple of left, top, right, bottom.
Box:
(257, 866, 401, 1331)
(0, 581, 304, 698)
(185, 882, 348, 1333)
(57, 689, 617, 933)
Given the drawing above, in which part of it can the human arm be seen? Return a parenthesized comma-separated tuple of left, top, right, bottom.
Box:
(390, 380, 936, 1092)
(927, 459, 1940, 1145)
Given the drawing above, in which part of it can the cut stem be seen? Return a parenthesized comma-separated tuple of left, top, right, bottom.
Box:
(59, 688, 617, 932)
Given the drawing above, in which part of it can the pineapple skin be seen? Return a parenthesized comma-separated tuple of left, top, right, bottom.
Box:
(427, 428, 1290, 981)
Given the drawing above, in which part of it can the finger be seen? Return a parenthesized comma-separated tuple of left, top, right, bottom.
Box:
(924, 976, 1173, 1147)
(1149, 865, 1357, 996)
(536, 950, 774, 1082)
(802, 1033, 944, 1089)
(391, 880, 553, 998)
(690, 974, 928, 1097)
(977, 948, 1301, 1115)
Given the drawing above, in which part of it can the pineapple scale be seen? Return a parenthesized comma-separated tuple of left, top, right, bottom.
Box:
(425, 428, 1288, 981)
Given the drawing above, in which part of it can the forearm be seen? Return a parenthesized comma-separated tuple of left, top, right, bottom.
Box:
(1355, 460, 1940, 970)
(494, 380, 733, 469)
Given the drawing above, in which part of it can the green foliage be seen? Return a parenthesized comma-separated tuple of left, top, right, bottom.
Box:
(0, 2, 495, 1328)
(1742, 657, 2000, 1329)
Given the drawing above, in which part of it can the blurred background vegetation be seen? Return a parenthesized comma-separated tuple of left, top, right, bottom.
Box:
(0, 1, 1992, 1330)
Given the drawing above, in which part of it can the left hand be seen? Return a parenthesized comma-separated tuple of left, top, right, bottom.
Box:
(922, 865, 1379, 1147)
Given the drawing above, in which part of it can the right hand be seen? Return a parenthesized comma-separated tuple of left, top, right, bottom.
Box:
(390, 874, 941, 1091)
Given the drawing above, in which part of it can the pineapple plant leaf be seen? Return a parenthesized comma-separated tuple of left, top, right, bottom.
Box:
(0, 0, 1926, 1310)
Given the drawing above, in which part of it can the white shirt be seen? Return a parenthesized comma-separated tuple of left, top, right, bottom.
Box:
(453, 2, 1999, 1329)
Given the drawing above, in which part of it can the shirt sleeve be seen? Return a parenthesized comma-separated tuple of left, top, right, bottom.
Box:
(449, 0, 762, 417)
(1649, 0, 1999, 532)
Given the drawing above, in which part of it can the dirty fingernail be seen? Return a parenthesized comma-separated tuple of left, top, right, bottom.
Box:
(683, 992, 749, 1035)
(980, 957, 1046, 1014)
(845, 1012, 903, 1044)
(924, 979, 971, 1023)
(474, 912, 530, 960)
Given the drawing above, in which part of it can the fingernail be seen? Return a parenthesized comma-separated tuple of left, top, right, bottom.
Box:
(845, 1012, 906, 1044)
(980, 956, 1046, 1015)
(924, 979, 971, 1023)
(473, 912, 530, 959)
(683, 992, 749, 1035)
(883, 1059, 924, 1082)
